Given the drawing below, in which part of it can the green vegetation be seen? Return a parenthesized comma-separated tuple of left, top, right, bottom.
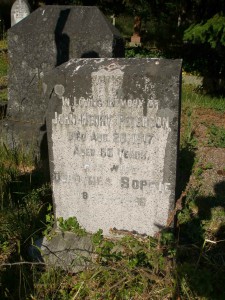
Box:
(1, 83, 225, 298)
(0, 41, 7, 77)
(182, 84, 225, 112)
(203, 162, 214, 170)
(1, 1, 225, 93)
(0, 143, 52, 299)
(0, 53, 8, 77)
(115, 15, 134, 39)
(0, 39, 7, 49)
(0, 89, 7, 103)
(1, 14, 225, 296)
(58, 216, 87, 236)
(0, 54, 7, 77)
(207, 125, 225, 148)
(184, 14, 225, 48)
(30, 228, 175, 299)
(125, 47, 163, 58)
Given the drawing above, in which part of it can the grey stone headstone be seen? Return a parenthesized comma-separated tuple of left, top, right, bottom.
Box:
(3, 6, 124, 156)
(45, 58, 182, 237)
(11, 0, 30, 27)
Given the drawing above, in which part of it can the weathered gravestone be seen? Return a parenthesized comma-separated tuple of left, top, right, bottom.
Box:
(2, 6, 124, 156)
(11, 0, 31, 27)
(45, 58, 182, 236)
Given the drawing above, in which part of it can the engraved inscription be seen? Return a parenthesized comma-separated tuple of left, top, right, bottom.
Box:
(61, 95, 158, 109)
(113, 133, 153, 145)
(121, 177, 171, 193)
(48, 61, 181, 236)
(53, 172, 113, 187)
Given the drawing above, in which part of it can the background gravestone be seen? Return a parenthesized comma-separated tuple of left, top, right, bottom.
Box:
(2, 5, 124, 158)
(45, 58, 182, 236)
(11, 0, 31, 27)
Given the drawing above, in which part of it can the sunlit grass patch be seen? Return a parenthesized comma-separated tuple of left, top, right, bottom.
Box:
(0, 39, 7, 50)
(182, 84, 225, 112)
(0, 88, 7, 103)
(0, 52, 8, 77)
(207, 125, 225, 148)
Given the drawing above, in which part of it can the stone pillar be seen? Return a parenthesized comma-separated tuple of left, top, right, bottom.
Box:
(130, 16, 142, 45)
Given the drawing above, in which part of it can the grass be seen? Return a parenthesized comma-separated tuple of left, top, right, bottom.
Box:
(0, 89, 224, 299)
(0, 39, 7, 50)
(182, 84, 225, 112)
(0, 89, 7, 103)
(0, 142, 52, 299)
(31, 231, 175, 299)
(0, 51, 8, 78)
(207, 124, 225, 148)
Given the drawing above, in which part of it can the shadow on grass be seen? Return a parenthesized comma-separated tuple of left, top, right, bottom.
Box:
(176, 180, 225, 299)
(177, 143, 196, 197)
(0, 166, 52, 300)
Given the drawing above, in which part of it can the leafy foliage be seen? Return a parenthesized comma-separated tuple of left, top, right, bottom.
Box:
(58, 216, 87, 236)
(184, 14, 225, 48)
(125, 46, 163, 58)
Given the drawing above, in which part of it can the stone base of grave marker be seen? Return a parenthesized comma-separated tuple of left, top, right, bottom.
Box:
(129, 37, 142, 47)
(44, 58, 182, 237)
(29, 231, 94, 273)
